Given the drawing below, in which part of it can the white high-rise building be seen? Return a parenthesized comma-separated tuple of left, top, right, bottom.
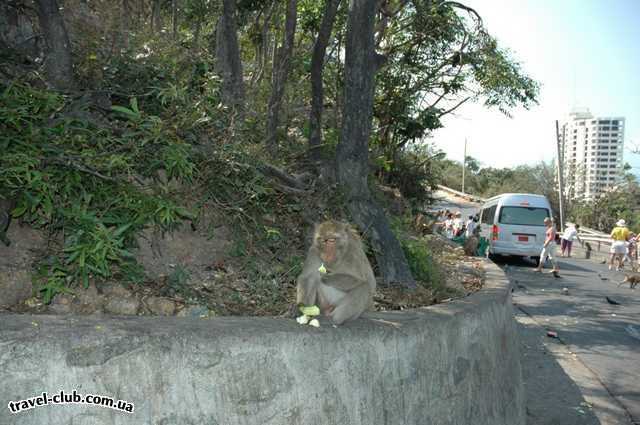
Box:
(559, 108, 625, 201)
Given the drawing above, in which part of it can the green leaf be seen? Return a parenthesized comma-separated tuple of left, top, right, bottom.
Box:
(111, 105, 140, 120)
(11, 205, 27, 217)
(113, 223, 133, 238)
(130, 97, 139, 114)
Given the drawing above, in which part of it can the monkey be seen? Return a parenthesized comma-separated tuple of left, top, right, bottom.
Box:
(414, 213, 435, 236)
(296, 220, 376, 325)
(463, 235, 479, 256)
(462, 223, 482, 256)
(618, 273, 640, 289)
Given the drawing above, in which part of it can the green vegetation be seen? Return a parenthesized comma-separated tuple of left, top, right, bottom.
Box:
(0, 0, 539, 307)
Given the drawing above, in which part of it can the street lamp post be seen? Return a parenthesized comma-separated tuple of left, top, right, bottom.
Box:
(461, 138, 467, 194)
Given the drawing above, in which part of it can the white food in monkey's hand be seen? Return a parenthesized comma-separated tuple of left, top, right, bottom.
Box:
(318, 263, 327, 274)
(299, 305, 321, 317)
(296, 315, 310, 325)
(308, 318, 320, 328)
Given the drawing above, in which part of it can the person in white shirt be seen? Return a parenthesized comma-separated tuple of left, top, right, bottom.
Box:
(464, 215, 477, 238)
(452, 212, 464, 237)
(443, 213, 454, 238)
(560, 223, 581, 257)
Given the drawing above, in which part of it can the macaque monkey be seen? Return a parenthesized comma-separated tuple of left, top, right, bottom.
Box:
(463, 236, 479, 256)
(618, 273, 640, 289)
(414, 213, 435, 236)
(296, 220, 376, 325)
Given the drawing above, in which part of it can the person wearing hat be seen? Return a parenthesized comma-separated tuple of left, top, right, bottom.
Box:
(609, 219, 630, 271)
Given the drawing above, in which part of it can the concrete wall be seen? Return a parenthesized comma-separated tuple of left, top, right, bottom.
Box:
(437, 185, 486, 204)
(0, 261, 524, 425)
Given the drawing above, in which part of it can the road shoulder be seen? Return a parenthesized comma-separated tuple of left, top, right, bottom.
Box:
(516, 308, 634, 425)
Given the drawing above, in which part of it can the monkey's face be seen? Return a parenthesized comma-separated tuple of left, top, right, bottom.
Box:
(314, 222, 348, 266)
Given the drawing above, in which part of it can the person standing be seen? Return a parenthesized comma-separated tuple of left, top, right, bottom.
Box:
(536, 217, 559, 274)
(627, 233, 638, 265)
(560, 223, 582, 257)
(443, 213, 454, 239)
(452, 211, 464, 237)
(464, 215, 477, 238)
(609, 219, 630, 271)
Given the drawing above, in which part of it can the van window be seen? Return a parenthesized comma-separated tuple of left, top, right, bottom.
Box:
(481, 206, 496, 225)
(498, 207, 549, 226)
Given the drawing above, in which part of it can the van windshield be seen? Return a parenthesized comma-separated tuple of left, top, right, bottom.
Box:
(498, 206, 549, 226)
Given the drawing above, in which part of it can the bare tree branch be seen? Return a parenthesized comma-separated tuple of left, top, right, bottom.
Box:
(441, 1, 483, 23)
(437, 95, 472, 117)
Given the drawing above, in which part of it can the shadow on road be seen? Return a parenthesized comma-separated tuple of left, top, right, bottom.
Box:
(518, 316, 601, 425)
(490, 254, 595, 273)
(503, 255, 640, 424)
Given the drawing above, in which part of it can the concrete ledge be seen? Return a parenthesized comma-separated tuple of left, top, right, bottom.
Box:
(437, 185, 486, 204)
(0, 261, 523, 425)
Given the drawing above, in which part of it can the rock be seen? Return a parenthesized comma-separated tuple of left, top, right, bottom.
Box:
(71, 284, 104, 314)
(48, 294, 74, 314)
(177, 305, 212, 318)
(0, 225, 48, 269)
(0, 269, 33, 309)
(457, 264, 483, 278)
(100, 282, 133, 298)
(134, 223, 231, 280)
(104, 297, 140, 315)
(145, 296, 176, 316)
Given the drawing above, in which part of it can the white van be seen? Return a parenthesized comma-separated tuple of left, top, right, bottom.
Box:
(479, 193, 554, 260)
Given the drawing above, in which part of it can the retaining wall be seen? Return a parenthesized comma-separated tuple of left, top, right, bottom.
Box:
(0, 261, 523, 425)
(436, 185, 486, 204)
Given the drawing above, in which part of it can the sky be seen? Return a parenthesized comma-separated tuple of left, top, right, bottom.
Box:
(431, 0, 640, 174)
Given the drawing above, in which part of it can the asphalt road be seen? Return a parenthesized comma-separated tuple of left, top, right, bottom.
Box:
(433, 191, 640, 425)
(507, 255, 639, 424)
(431, 190, 481, 218)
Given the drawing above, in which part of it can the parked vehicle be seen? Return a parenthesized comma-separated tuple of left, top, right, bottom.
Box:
(479, 193, 554, 261)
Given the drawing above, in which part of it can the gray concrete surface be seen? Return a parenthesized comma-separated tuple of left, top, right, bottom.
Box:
(0, 262, 524, 425)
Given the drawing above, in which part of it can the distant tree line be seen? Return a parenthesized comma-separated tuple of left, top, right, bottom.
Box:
(440, 156, 640, 233)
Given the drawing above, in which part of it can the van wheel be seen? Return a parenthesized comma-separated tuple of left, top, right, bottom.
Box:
(531, 256, 540, 265)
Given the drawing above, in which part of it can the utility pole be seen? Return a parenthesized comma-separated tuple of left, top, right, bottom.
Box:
(461, 138, 467, 194)
(555, 121, 565, 232)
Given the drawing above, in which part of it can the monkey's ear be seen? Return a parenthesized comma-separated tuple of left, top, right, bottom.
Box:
(346, 223, 362, 241)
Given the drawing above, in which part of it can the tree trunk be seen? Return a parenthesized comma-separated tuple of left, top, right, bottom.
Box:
(308, 0, 341, 163)
(193, 18, 201, 47)
(122, 0, 131, 49)
(266, 0, 297, 148)
(337, 0, 416, 288)
(34, 0, 74, 91)
(151, 0, 161, 33)
(214, 0, 245, 110)
(172, 0, 178, 39)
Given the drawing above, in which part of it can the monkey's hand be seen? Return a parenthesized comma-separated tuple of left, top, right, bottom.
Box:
(321, 273, 367, 291)
(296, 274, 320, 306)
